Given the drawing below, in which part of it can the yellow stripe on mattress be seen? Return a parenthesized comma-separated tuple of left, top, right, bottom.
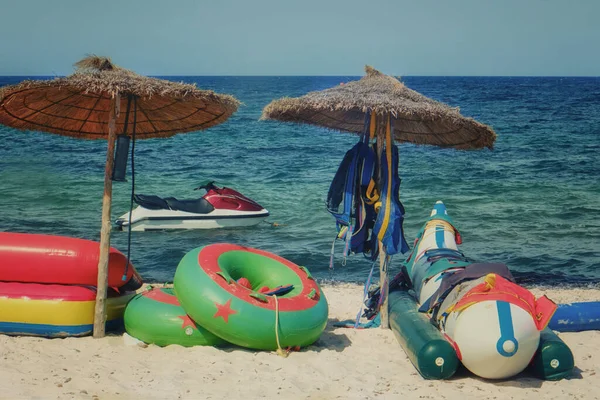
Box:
(0, 293, 134, 326)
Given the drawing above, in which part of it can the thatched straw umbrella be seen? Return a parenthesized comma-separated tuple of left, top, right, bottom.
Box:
(261, 66, 496, 327)
(262, 66, 495, 150)
(0, 55, 240, 338)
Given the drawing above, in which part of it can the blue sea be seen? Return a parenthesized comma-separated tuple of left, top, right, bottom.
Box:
(0, 76, 598, 287)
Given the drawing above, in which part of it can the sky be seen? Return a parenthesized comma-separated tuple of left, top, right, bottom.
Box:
(0, 0, 599, 76)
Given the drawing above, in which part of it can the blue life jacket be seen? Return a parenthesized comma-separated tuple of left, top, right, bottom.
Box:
(326, 139, 360, 230)
(372, 115, 410, 256)
(326, 113, 378, 260)
(350, 122, 378, 258)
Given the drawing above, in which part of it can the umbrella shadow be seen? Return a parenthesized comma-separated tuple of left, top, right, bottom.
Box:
(302, 318, 353, 353)
(449, 363, 583, 388)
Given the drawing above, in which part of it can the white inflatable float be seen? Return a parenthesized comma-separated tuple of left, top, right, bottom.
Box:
(401, 201, 556, 379)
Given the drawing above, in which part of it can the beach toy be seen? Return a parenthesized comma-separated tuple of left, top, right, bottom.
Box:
(174, 243, 328, 350)
(548, 301, 600, 332)
(398, 201, 561, 380)
(0, 232, 143, 291)
(388, 288, 459, 380)
(528, 327, 574, 380)
(124, 287, 226, 347)
(0, 282, 133, 337)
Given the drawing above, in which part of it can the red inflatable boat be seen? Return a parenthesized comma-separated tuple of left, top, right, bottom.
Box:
(0, 232, 143, 290)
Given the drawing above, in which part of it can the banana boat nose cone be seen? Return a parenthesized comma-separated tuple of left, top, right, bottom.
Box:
(445, 300, 540, 379)
(430, 200, 447, 217)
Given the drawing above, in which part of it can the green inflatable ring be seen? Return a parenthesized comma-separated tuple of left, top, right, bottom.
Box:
(124, 287, 226, 347)
(174, 244, 329, 350)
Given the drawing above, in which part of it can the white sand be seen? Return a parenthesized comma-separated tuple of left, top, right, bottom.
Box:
(1, 283, 598, 400)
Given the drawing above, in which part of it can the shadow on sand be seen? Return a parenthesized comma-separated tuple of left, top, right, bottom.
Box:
(305, 318, 353, 353)
(217, 317, 352, 354)
(448, 363, 583, 388)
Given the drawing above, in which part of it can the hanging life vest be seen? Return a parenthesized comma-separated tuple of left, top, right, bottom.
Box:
(350, 113, 379, 260)
(326, 139, 361, 237)
(326, 113, 379, 263)
(371, 115, 410, 256)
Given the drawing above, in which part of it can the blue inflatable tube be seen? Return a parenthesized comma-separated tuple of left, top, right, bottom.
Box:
(548, 302, 600, 332)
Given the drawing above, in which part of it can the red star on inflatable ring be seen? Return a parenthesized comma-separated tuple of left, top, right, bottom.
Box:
(178, 315, 196, 330)
(213, 299, 237, 323)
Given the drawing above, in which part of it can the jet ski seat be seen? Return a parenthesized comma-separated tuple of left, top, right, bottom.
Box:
(164, 197, 214, 214)
(134, 195, 169, 210)
(134, 194, 215, 214)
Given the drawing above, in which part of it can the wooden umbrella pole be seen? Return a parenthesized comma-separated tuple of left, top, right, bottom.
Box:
(93, 93, 120, 338)
(378, 242, 388, 329)
(375, 113, 389, 329)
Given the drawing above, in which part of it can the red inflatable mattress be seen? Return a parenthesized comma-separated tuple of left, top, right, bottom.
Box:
(0, 232, 143, 290)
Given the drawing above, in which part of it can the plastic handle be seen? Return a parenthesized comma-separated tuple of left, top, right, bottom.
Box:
(215, 271, 232, 284)
(299, 266, 314, 280)
(250, 292, 268, 303)
(307, 288, 319, 300)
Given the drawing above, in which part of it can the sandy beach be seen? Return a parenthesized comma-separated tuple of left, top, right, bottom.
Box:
(1, 1, 599, 399)
(0, 283, 598, 400)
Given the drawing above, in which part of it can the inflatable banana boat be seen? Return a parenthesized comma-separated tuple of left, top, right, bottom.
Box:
(390, 201, 573, 380)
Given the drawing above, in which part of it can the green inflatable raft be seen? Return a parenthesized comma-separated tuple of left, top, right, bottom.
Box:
(174, 243, 329, 351)
(124, 287, 226, 347)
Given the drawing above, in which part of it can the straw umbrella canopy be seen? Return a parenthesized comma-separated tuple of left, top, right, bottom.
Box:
(261, 65, 496, 150)
(261, 66, 496, 328)
(0, 55, 240, 338)
(0, 56, 239, 138)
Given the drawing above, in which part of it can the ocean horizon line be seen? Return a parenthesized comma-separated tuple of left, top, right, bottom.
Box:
(1, 74, 600, 79)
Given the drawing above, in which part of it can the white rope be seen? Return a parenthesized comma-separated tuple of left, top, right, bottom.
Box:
(273, 295, 288, 358)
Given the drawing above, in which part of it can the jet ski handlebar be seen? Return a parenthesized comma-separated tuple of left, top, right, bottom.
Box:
(194, 181, 217, 191)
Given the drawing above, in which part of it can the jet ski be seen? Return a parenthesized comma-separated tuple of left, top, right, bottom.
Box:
(115, 181, 269, 231)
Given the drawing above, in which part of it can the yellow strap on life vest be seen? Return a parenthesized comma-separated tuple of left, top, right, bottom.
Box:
(337, 225, 348, 239)
(377, 114, 393, 242)
(484, 273, 497, 289)
(374, 200, 382, 213)
(366, 179, 380, 205)
(365, 110, 380, 205)
(369, 110, 376, 140)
